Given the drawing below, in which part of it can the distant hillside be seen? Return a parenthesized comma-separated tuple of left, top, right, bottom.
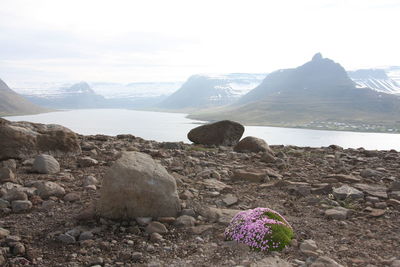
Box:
(348, 69, 400, 94)
(190, 54, 400, 133)
(158, 73, 265, 110)
(24, 82, 107, 109)
(0, 78, 49, 116)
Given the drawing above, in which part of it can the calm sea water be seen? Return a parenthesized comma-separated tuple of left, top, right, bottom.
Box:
(5, 109, 400, 150)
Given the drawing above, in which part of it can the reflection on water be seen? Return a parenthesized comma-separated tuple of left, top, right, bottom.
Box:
(5, 109, 400, 150)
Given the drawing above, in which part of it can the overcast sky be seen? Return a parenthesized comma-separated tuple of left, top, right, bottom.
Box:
(1, 0, 399, 84)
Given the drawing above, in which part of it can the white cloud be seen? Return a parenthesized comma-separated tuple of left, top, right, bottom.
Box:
(0, 0, 399, 84)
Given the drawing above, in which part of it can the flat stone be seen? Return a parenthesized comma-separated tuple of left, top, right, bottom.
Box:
(326, 174, 361, 183)
(325, 207, 350, 220)
(232, 170, 266, 183)
(202, 179, 232, 192)
(310, 256, 344, 267)
(222, 194, 238, 206)
(333, 185, 364, 200)
(354, 183, 388, 199)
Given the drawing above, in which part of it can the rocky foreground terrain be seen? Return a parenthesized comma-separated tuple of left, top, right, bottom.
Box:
(0, 119, 399, 267)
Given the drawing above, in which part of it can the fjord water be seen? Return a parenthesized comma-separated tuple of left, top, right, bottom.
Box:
(5, 109, 400, 150)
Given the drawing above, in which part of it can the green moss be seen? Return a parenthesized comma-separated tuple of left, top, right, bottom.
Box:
(267, 224, 294, 251)
(264, 211, 286, 223)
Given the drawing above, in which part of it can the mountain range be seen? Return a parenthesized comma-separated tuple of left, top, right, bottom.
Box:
(158, 73, 266, 110)
(0, 78, 49, 116)
(348, 69, 400, 94)
(189, 53, 400, 132)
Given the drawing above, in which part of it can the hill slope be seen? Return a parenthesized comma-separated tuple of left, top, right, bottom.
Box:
(0, 78, 49, 116)
(190, 54, 400, 132)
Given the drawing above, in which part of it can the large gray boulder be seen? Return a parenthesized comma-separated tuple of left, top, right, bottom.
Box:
(97, 152, 180, 219)
(187, 120, 244, 146)
(0, 118, 81, 160)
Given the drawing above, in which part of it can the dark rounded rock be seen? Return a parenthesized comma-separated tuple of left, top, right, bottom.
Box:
(187, 120, 244, 146)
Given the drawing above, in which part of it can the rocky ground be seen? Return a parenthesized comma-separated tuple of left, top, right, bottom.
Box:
(1, 131, 400, 266)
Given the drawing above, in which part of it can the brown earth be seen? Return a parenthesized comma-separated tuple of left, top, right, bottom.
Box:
(0, 133, 399, 266)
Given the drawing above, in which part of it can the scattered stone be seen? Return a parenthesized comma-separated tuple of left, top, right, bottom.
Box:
(187, 120, 244, 146)
(57, 233, 76, 244)
(136, 217, 152, 226)
(83, 176, 99, 186)
(12, 242, 26, 255)
(389, 181, 400, 191)
(300, 239, 319, 257)
(0, 159, 17, 171)
(261, 152, 277, 163)
(233, 136, 274, 154)
(387, 199, 400, 210)
(325, 174, 361, 183)
(202, 179, 232, 192)
(35, 181, 65, 199)
(174, 215, 196, 227)
(0, 167, 16, 183)
(150, 232, 164, 242)
(145, 221, 168, 234)
(0, 227, 10, 238)
(32, 154, 60, 174)
(333, 185, 364, 200)
(250, 256, 292, 267)
(354, 183, 388, 199)
(63, 192, 80, 202)
(11, 200, 32, 212)
(222, 194, 238, 206)
(360, 168, 383, 179)
(325, 207, 351, 220)
(388, 191, 400, 200)
(78, 156, 98, 167)
(310, 256, 344, 267)
(97, 152, 180, 219)
(232, 170, 266, 183)
(2, 188, 28, 202)
(78, 231, 94, 241)
(199, 207, 240, 225)
(286, 182, 311, 196)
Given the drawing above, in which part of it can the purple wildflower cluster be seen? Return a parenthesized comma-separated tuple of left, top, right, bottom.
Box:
(224, 207, 293, 251)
